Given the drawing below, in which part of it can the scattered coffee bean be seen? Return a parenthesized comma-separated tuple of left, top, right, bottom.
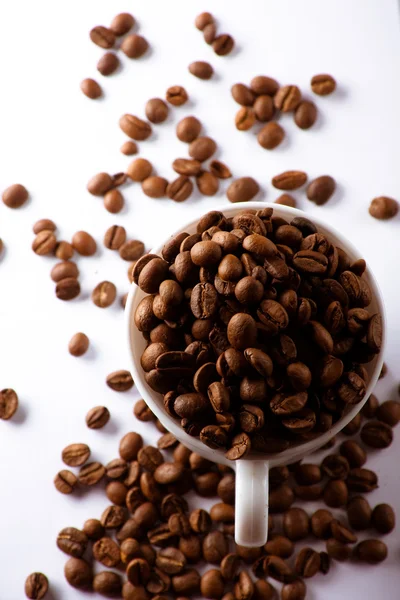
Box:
(90, 25, 115, 49)
(78, 462, 105, 486)
(166, 86, 188, 106)
(265, 535, 294, 558)
(120, 240, 145, 261)
(110, 12, 134, 35)
(82, 519, 104, 541)
(25, 573, 49, 600)
(231, 83, 255, 106)
(106, 370, 134, 391)
(189, 61, 214, 80)
(254, 95, 275, 121)
(339, 440, 366, 468)
(104, 225, 126, 250)
(213, 34, 234, 56)
(227, 177, 259, 202)
(235, 107, 256, 130)
(134, 398, 156, 421)
(121, 34, 149, 58)
(86, 406, 110, 429)
(167, 176, 193, 202)
(97, 52, 120, 75)
(323, 479, 348, 507)
(145, 98, 169, 124)
(294, 547, 321, 578)
(189, 136, 217, 161)
(371, 503, 395, 534)
(310, 509, 333, 539)
(120, 141, 138, 155)
(33, 218, 56, 234)
(347, 468, 378, 493)
(294, 100, 317, 129)
(369, 196, 398, 220)
(0, 388, 18, 420)
(120, 114, 152, 140)
(176, 116, 202, 142)
(275, 194, 296, 207)
(32, 230, 57, 255)
(196, 172, 219, 196)
(355, 539, 388, 564)
(272, 170, 307, 190)
(258, 121, 285, 149)
(281, 579, 306, 600)
(80, 78, 102, 99)
(93, 571, 122, 596)
(203, 23, 217, 44)
(195, 12, 214, 30)
(376, 400, 400, 426)
(283, 507, 309, 541)
(64, 557, 93, 589)
(55, 277, 81, 301)
(326, 538, 351, 562)
(87, 172, 113, 196)
(55, 241, 74, 260)
(92, 281, 117, 308)
(142, 176, 168, 198)
(307, 175, 336, 205)
(274, 85, 301, 112)
(311, 74, 336, 96)
(362, 394, 379, 418)
(68, 332, 89, 357)
(210, 160, 232, 179)
(104, 189, 124, 213)
(54, 469, 78, 495)
(57, 527, 88, 558)
(360, 420, 393, 448)
(72, 231, 96, 256)
(127, 158, 153, 182)
(62, 443, 90, 467)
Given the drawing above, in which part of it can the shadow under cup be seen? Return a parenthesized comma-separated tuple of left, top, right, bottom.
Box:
(126, 202, 385, 546)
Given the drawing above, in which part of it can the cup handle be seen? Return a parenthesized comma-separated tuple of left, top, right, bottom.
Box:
(234, 460, 269, 547)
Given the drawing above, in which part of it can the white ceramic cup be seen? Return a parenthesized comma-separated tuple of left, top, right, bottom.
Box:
(126, 202, 385, 547)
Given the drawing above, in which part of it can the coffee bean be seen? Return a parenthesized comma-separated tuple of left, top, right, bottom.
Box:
(196, 172, 219, 196)
(71, 230, 96, 256)
(347, 468, 378, 493)
(93, 537, 121, 568)
(156, 547, 186, 575)
(323, 479, 348, 507)
(93, 571, 122, 596)
(231, 83, 255, 106)
(294, 547, 321, 578)
(126, 557, 151, 586)
(166, 176, 193, 202)
(121, 34, 149, 58)
(293, 464, 321, 485)
(55, 241, 74, 260)
(67, 330, 88, 357)
(90, 25, 115, 48)
(33, 218, 56, 234)
(54, 469, 77, 495)
(101, 504, 126, 529)
(166, 86, 188, 106)
(110, 12, 134, 35)
(376, 400, 400, 426)
(321, 454, 349, 479)
(274, 85, 301, 112)
(257, 121, 285, 149)
(86, 406, 110, 429)
(360, 420, 393, 448)
(339, 440, 366, 468)
(25, 573, 48, 599)
(213, 34, 234, 56)
(209, 160, 232, 179)
(330, 519, 357, 544)
(92, 281, 117, 308)
(105, 480, 127, 505)
(235, 106, 256, 130)
(371, 503, 395, 534)
(105, 457, 128, 480)
(202, 531, 228, 564)
(233, 571, 254, 600)
(120, 240, 145, 262)
(142, 176, 168, 198)
(189, 61, 214, 80)
(263, 556, 295, 584)
(283, 507, 309, 541)
(254, 95, 275, 121)
(104, 225, 126, 250)
(217, 474, 235, 504)
(78, 462, 105, 486)
(87, 172, 113, 196)
(62, 443, 90, 467)
(311, 74, 336, 96)
(311, 509, 333, 539)
(294, 100, 317, 129)
(107, 370, 134, 392)
(326, 538, 351, 562)
(281, 579, 306, 600)
(104, 189, 124, 213)
(0, 388, 18, 420)
(145, 98, 169, 124)
(118, 433, 143, 462)
(307, 176, 336, 205)
(57, 527, 88, 558)
(121, 141, 138, 156)
(355, 539, 388, 564)
(265, 535, 294, 559)
(189, 137, 217, 162)
(80, 78, 102, 99)
(2, 183, 28, 208)
(195, 12, 214, 30)
(369, 196, 398, 219)
(32, 230, 57, 255)
(120, 114, 151, 141)
(97, 51, 120, 76)
(176, 116, 202, 142)
(272, 171, 307, 190)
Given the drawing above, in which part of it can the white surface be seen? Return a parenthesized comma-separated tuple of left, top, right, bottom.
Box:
(0, 0, 399, 598)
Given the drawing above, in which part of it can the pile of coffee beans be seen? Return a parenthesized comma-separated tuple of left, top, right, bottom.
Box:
(82, 13, 148, 99)
(134, 208, 382, 459)
(53, 382, 397, 598)
(195, 12, 235, 56)
(231, 73, 336, 150)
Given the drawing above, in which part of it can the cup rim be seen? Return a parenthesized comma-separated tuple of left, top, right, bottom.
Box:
(126, 201, 386, 467)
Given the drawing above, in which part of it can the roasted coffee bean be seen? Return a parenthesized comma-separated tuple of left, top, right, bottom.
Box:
(283, 507, 309, 541)
(121, 34, 148, 58)
(71, 230, 96, 256)
(92, 281, 116, 308)
(263, 556, 295, 584)
(311, 74, 336, 95)
(376, 400, 400, 426)
(134, 399, 155, 422)
(258, 121, 285, 149)
(210, 502, 235, 523)
(166, 86, 188, 106)
(306, 176, 336, 205)
(195, 11, 214, 29)
(321, 454, 349, 479)
(227, 177, 259, 203)
(120, 538, 141, 564)
(275, 194, 296, 207)
(81, 78, 102, 99)
(104, 189, 124, 213)
(176, 116, 202, 142)
(33, 218, 56, 234)
(167, 176, 193, 202)
(269, 484, 294, 514)
(294, 100, 317, 129)
(92, 537, 120, 568)
(106, 481, 127, 506)
(366, 313, 382, 352)
(110, 12, 135, 36)
(0, 388, 18, 420)
(2, 183, 28, 208)
(64, 557, 93, 590)
(55, 277, 80, 301)
(144, 98, 169, 124)
(62, 443, 90, 467)
(32, 230, 57, 255)
(231, 83, 255, 106)
(254, 94, 275, 122)
(83, 519, 104, 541)
(97, 51, 119, 75)
(339, 440, 366, 468)
(189, 137, 216, 162)
(235, 106, 256, 131)
(217, 474, 235, 504)
(55, 241, 74, 260)
(57, 527, 88, 558)
(323, 480, 348, 507)
(326, 538, 351, 562)
(54, 469, 77, 495)
(25, 573, 48, 599)
(142, 176, 168, 198)
(233, 571, 254, 600)
(293, 464, 321, 485)
(362, 394, 379, 418)
(87, 172, 113, 196)
(265, 535, 294, 559)
(203, 22, 217, 43)
(213, 34, 234, 56)
(172, 569, 200, 595)
(173, 159, 202, 177)
(331, 519, 357, 544)
(272, 171, 307, 190)
(227, 313, 257, 349)
(121, 141, 138, 156)
(90, 25, 115, 48)
(369, 196, 398, 219)
(202, 532, 228, 564)
(360, 420, 393, 448)
(371, 503, 395, 534)
(154, 462, 184, 485)
(86, 406, 110, 429)
(107, 370, 134, 392)
(120, 114, 152, 140)
(311, 509, 333, 539)
(137, 445, 163, 471)
(210, 160, 232, 179)
(347, 468, 378, 493)
(200, 569, 225, 599)
(101, 505, 126, 529)
(294, 547, 320, 578)
(355, 539, 387, 564)
(156, 547, 186, 575)
(294, 483, 323, 501)
(78, 462, 105, 486)
(105, 458, 128, 480)
(126, 558, 151, 586)
(250, 75, 279, 96)
(189, 61, 213, 80)
(281, 579, 306, 600)
(93, 571, 122, 596)
(274, 85, 301, 112)
(337, 372, 366, 404)
(104, 225, 126, 250)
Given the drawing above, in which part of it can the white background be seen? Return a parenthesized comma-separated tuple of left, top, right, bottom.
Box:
(0, 0, 399, 598)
